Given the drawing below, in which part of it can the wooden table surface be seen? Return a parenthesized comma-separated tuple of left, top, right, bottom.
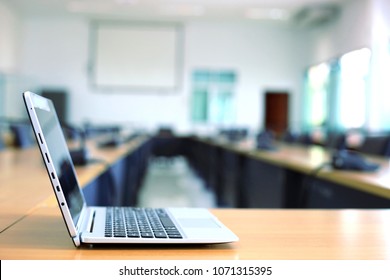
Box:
(1, 207, 389, 260)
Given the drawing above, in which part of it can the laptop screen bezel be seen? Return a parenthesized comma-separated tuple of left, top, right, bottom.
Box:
(23, 91, 87, 242)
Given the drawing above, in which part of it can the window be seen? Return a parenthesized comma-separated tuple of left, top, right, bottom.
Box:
(368, 37, 390, 131)
(0, 74, 4, 119)
(191, 70, 236, 125)
(304, 63, 330, 130)
(338, 48, 371, 129)
(303, 48, 372, 134)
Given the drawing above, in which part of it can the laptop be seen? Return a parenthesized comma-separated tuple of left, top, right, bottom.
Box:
(23, 91, 238, 247)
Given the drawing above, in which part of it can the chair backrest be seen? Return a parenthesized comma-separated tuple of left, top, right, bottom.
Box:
(157, 127, 174, 137)
(296, 133, 313, 146)
(325, 132, 346, 150)
(281, 130, 298, 143)
(358, 135, 390, 157)
(0, 134, 5, 150)
(10, 123, 34, 149)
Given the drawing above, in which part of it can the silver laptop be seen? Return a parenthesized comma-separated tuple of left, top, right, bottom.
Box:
(23, 91, 238, 247)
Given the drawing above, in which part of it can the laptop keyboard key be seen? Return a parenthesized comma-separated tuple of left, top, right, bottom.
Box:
(141, 232, 154, 238)
(127, 232, 140, 238)
(154, 232, 168, 238)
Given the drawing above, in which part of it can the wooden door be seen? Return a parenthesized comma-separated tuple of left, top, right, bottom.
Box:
(264, 91, 289, 138)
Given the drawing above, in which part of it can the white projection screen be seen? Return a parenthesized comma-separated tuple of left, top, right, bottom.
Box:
(91, 22, 181, 91)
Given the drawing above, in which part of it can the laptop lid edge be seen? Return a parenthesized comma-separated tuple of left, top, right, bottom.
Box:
(23, 91, 86, 247)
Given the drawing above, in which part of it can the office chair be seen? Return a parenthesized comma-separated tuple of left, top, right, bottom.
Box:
(256, 130, 276, 151)
(296, 133, 313, 146)
(220, 128, 248, 142)
(281, 130, 298, 143)
(0, 117, 7, 151)
(0, 134, 5, 150)
(152, 126, 178, 165)
(83, 123, 121, 138)
(357, 135, 390, 157)
(61, 122, 91, 165)
(324, 132, 346, 150)
(10, 123, 34, 149)
(156, 126, 174, 137)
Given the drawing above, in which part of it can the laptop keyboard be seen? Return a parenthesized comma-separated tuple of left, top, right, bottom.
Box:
(105, 207, 183, 239)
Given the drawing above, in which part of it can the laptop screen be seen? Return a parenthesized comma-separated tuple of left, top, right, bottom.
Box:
(33, 96, 85, 226)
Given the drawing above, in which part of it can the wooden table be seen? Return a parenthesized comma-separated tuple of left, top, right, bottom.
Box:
(0, 147, 50, 232)
(202, 138, 390, 201)
(1, 207, 389, 260)
(218, 139, 390, 199)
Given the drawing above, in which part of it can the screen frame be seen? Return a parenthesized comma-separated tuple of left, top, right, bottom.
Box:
(23, 91, 86, 245)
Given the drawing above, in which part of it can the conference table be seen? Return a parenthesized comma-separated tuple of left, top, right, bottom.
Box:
(183, 137, 390, 208)
(1, 135, 390, 260)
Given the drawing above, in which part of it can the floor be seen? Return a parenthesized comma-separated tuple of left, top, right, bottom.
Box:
(137, 156, 216, 208)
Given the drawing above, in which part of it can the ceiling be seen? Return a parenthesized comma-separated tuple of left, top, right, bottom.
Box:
(4, 0, 345, 23)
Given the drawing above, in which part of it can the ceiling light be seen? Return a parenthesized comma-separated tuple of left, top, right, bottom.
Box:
(161, 5, 204, 17)
(246, 8, 290, 21)
(115, 0, 138, 5)
(269, 9, 290, 20)
(67, 1, 87, 12)
(67, 1, 113, 14)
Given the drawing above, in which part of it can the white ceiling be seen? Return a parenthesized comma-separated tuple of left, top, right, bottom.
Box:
(4, 0, 345, 23)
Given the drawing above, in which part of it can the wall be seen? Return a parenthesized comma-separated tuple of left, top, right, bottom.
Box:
(0, 1, 24, 120)
(0, 1, 20, 72)
(306, 0, 373, 65)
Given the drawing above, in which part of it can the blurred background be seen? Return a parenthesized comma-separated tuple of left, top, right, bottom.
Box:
(0, 0, 389, 138)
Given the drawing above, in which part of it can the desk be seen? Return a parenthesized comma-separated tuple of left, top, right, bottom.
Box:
(205, 138, 390, 198)
(2, 135, 390, 260)
(0, 147, 50, 232)
(182, 137, 390, 208)
(1, 206, 389, 260)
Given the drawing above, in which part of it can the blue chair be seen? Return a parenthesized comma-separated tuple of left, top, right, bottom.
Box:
(357, 135, 390, 157)
(0, 134, 5, 150)
(281, 130, 298, 143)
(10, 123, 34, 148)
(325, 132, 346, 150)
(296, 133, 313, 146)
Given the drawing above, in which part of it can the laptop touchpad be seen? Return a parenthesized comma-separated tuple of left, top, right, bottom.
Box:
(178, 218, 221, 228)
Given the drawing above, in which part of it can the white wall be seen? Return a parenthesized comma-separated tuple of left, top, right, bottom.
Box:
(0, 1, 24, 119)
(306, 0, 373, 65)
(0, 1, 20, 72)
